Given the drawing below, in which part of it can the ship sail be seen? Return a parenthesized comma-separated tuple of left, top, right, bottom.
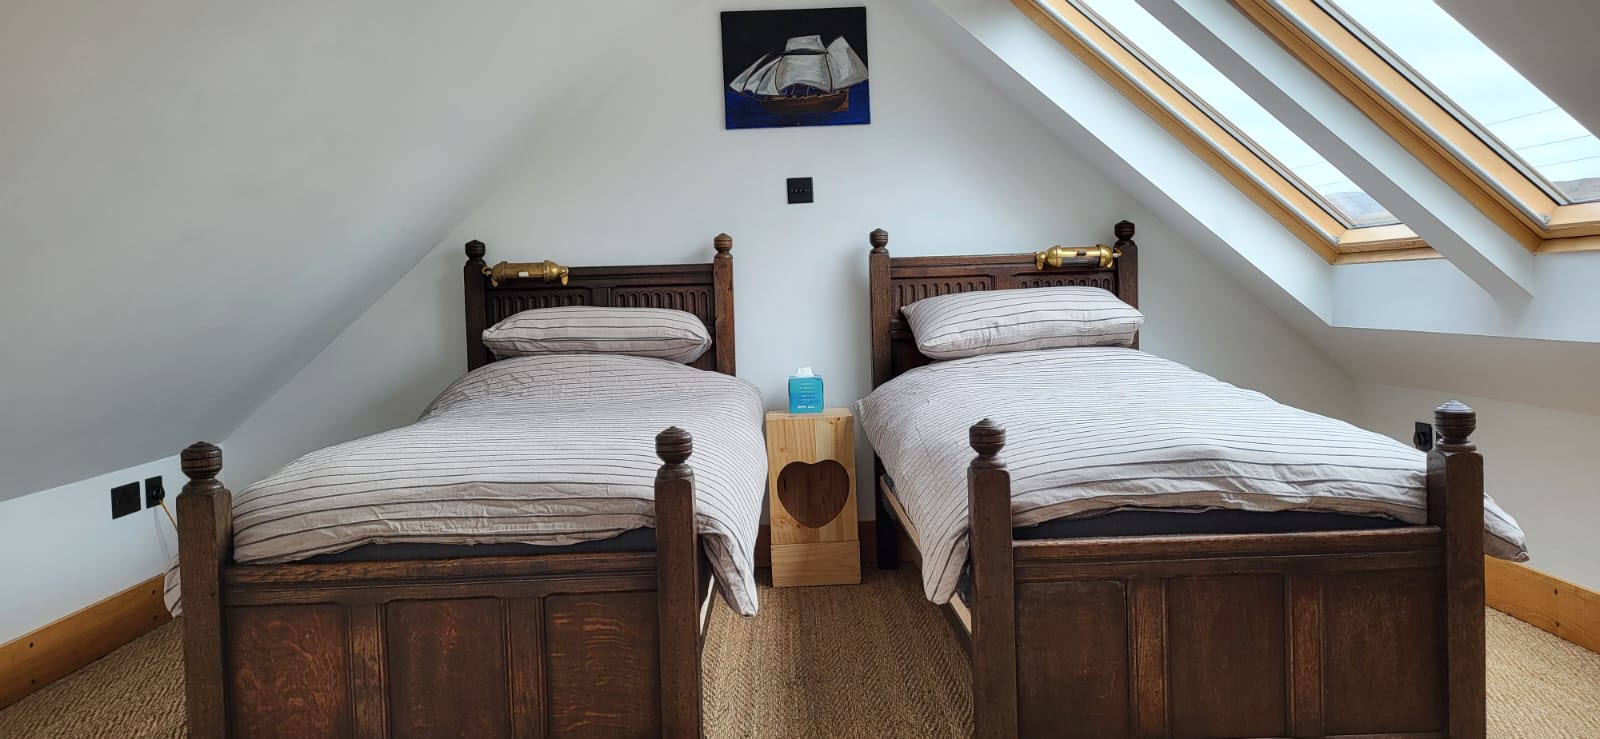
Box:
(825, 37, 868, 89)
(774, 52, 832, 92)
(751, 56, 782, 96)
(729, 53, 769, 93)
(731, 34, 869, 104)
(784, 35, 827, 54)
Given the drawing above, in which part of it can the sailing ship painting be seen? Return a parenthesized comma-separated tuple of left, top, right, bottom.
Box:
(721, 7, 870, 129)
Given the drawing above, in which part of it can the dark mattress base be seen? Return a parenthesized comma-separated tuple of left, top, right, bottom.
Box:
(1012, 506, 1407, 539)
(306, 527, 658, 563)
(301, 527, 714, 597)
(880, 475, 1408, 540)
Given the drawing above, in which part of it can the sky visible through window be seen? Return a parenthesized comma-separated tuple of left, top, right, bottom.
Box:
(1328, 0, 1600, 205)
(1073, 0, 1398, 228)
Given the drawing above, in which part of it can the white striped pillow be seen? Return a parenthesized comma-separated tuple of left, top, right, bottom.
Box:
(901, 286, 1142, 359)
(482, 306, 712, 363)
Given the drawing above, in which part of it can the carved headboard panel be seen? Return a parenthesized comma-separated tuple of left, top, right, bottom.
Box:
(464, 234, 736, 375)
(868, 221, 1139, 387)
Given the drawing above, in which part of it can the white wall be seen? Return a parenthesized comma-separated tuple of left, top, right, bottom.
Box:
(0, 456, 181, 642)
(1355, 383, 1600, 591)
(225, 0, 1353, 516)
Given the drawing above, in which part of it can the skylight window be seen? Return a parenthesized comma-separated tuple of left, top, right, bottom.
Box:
(1073, 0, 1399, 228)
(1323, 0, 1600, 205)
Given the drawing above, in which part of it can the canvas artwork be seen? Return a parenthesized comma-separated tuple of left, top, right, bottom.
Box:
(721, 7, 870, 129)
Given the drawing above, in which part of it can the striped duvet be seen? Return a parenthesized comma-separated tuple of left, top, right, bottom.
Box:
(168, 354, 767, 615)
(855, 347, 1529, 605)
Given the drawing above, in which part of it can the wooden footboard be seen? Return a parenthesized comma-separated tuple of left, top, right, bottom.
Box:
(964, 403, 1486, 739)
(176, 428, 708, 738)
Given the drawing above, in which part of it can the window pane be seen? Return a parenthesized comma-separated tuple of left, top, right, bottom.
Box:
(1328, 0, 1600, 204)
(1075, 0, 1399, 227)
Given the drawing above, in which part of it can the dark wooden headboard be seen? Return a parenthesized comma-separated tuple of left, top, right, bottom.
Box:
(868, 220, 1139, 388)
(463, 234, 736, 375)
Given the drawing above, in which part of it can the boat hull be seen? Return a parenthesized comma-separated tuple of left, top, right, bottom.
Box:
(757, 90, 848, 115)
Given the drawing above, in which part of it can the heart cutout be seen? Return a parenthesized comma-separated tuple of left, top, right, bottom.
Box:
(776, 460, 850, 529)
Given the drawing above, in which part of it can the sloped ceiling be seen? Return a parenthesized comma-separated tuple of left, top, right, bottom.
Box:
(0, 0, 689, 499)
(1441, 0, 1600, 137)
(912, 0, 1600, 417)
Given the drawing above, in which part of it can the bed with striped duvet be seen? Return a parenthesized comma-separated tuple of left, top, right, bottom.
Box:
(855, 347, 1529, 605)
(169, 354, 767, 615)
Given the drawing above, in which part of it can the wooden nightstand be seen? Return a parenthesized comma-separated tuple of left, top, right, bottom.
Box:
(764, 408, 860, 587)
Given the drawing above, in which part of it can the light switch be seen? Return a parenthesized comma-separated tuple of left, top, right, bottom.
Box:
(787, 177, 814, 204)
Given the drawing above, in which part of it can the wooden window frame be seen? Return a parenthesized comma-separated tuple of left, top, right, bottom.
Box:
(1015, 0, 1434, 265)
(1232, 0, 1600, 254)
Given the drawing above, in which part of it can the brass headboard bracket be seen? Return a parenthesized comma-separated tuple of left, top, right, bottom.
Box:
(1034, 244, 1120, 270)
(484, 260, 570, 287)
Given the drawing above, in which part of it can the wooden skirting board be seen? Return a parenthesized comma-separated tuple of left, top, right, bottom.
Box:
(1485, 557, 1600, 654)
(0, 574, 171, 710)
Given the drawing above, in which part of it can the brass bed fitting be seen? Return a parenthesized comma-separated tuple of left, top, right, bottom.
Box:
(484, 260, 569, 287)
(1035, 244, 1120, 270)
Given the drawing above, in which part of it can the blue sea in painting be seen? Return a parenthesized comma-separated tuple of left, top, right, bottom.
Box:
(724, 82, 871, 129)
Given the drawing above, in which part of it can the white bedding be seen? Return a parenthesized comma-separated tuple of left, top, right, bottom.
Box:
(855, 347, 1529, 605)
(167, 354, 767, 615)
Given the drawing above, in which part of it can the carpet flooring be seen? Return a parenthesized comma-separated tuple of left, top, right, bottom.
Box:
(2, 568, 1596, 738)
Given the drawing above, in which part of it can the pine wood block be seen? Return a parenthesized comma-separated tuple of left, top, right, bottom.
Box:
(771, 542, 861, 587)
(765, 409, 860, 586)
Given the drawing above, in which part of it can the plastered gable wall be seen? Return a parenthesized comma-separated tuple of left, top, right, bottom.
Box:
(223, 0, 1354, 515)
(1355, 382, 1600, 591)
(0, 456, 181, 641)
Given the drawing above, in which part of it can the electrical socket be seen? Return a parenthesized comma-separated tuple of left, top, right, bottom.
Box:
(145, 476, 165, 507)
(111, 482, 141, 519)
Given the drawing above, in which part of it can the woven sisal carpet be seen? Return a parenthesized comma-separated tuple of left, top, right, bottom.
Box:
(2, 568, 1595, 738)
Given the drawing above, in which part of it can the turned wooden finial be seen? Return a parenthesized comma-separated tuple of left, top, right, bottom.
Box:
(969, 419, 1006, 465)
(714, 233, 733, 255)
(465, 240, 486, 261)
(1435, 400, 1477, 452)
(181, 442, 223, 481)
(1113, 220, 1135, 243)
(656, 426, 694, 466)
(870, 228, 889, 252)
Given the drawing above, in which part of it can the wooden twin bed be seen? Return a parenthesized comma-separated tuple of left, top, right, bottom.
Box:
(175, 236, 737, 738)
(868, 222, 1488, 738)
(173, 222, 1493, 739)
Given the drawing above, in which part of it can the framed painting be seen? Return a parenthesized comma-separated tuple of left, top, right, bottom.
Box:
(721, 7, 870, 129)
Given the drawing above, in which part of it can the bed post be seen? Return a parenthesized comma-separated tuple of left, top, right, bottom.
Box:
(869, 228, 900, 569)
(868, 228, 892, 389)
(654, 427, 703, 738)
(968, 419, 1018, 738)
(1113, 221, 1140, 349)
(712, 233, 736, 376)
(1427, 401, 1486, 738)
(464, 239, 490, 371)
(177, 442, 232, 739)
